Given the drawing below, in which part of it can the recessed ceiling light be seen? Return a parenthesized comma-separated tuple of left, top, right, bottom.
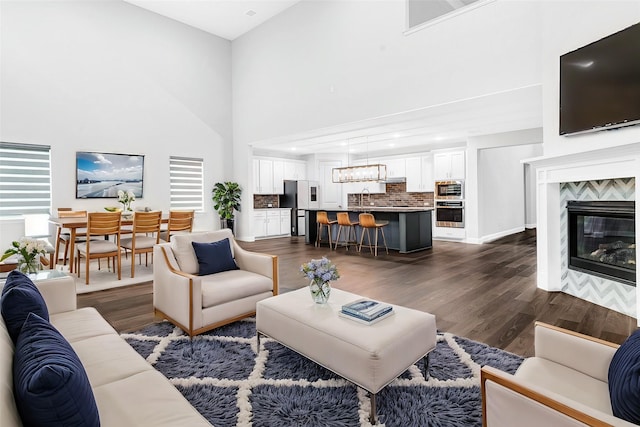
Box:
(388, 143, 395, 147)
(393, 133, 402, 138)
(290, 147, 297, 151)
(246, 9, 256, 17)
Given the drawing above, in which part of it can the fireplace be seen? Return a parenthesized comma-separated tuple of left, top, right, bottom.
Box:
(567, 201, 636, 286)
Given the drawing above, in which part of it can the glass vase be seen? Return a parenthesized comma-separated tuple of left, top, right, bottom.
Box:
(309, 280, 331, 304)
(18, 256, 39, 274)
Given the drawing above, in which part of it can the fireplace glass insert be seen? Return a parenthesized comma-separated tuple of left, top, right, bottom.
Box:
(567, 201, 636, 286)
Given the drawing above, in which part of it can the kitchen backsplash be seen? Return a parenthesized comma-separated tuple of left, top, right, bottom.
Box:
(253, 183, 433, 208)
(253, 195, 279, 208)
(348, 182, 434, 207)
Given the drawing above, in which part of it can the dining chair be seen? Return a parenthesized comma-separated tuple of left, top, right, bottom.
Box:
(75, 211, 122, 285)
(159, 210, 194, 242)
(119, 211, 162, 278)
(54, 208, 89, 266)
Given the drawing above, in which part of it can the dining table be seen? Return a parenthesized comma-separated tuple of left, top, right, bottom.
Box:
(49, 214, 169, 274)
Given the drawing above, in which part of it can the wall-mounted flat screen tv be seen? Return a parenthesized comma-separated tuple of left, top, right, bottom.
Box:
(559, 22, 640, 135)
(76, 151, 144, 199)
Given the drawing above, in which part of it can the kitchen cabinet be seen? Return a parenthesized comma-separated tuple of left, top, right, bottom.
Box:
(253, 208, 291, 238)
(283, 160, 307, 180)
(253, 158, 284, 194)
(272, 160, 284, 194)
(280, 209, 292, 235)
(266, 210, 281, 236)
(253, 210, 266, 238)
(434, 151, 465, 180)
(405, 155, 434, 192)
(382, 158, 406, 179)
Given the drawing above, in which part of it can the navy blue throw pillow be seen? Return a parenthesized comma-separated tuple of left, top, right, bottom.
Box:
(192, 238, 239, 276)
(13, 312, 100, 427)
(609, 328, 640, 423)
(1, 270, 49, 343)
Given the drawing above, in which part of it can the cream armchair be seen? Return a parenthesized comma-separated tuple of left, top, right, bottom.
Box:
(481, 322, 634, 427)
(153, 229, 278, 336)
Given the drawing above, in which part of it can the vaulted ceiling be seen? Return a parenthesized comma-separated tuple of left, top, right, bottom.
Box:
(122, 0, 542, 156)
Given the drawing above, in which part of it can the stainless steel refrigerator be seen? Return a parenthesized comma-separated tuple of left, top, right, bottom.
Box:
(280, 180, 319, 236)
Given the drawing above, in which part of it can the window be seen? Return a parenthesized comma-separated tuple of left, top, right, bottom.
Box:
(0, 142, 51, 218)
(169, 156, 204, 211)
(406, 0, 495, 32)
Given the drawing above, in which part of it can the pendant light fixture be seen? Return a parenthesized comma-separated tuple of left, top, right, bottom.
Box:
(331, 136, 387, 183)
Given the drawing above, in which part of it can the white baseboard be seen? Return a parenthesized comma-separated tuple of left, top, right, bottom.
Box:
(477, 226, 525, 244)
(525, 223, 537, 229)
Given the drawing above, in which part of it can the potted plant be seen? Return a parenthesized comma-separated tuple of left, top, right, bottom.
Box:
(212, 181, 242, 233)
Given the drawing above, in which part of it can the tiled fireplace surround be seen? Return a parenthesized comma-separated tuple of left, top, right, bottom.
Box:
(530, 143, 640, 323)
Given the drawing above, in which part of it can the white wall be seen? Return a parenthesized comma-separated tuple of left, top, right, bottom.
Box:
(231, 0, 542, 238)
(0, 1, 232, 246)
(465, 129, 542, 243)
(477, 143, 542, 241)
(541, 1, 640, 156)
(232, 0, 541, 145)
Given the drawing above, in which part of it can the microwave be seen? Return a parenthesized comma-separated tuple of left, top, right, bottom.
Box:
(435, 180, 464, 200)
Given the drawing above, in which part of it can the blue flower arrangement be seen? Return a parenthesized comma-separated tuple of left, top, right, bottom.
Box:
(300, 257, 340, 283)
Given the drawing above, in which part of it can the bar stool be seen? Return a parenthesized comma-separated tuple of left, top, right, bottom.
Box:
(315, 211, 337, 248)
(358, 213, 389, 256)
(334, 212, 359, 251)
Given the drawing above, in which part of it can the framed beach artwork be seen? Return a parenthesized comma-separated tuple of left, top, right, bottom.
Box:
(76, 151, 144, 199)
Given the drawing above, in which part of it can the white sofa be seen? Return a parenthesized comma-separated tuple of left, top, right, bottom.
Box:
(0, 273, 212, 427)
(481, 322, 635, 427)
(153, 229, 278, 336)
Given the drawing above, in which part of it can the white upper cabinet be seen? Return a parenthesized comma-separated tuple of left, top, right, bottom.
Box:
(434, 151, 465, 180)
(283, 160, 307, 180)
(253, 158, 285, 195)
(405, 155, 434, 192)
(383, 158, 406, 179)
(272, 160, 284, 194)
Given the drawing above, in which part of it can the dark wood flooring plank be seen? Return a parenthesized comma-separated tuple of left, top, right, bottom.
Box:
(77, 229, 637, 357)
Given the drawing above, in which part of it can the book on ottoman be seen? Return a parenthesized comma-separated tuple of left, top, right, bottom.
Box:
(341, 299, 393, 323)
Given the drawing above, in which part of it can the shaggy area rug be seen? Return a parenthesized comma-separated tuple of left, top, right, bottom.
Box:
(122, 319, 523, 427)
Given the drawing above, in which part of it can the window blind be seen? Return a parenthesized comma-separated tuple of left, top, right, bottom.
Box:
(169, 156, 204, 211)
(0, 142, 52, 217)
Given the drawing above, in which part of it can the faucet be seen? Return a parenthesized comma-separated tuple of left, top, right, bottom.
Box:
(360, 188, 370, 208)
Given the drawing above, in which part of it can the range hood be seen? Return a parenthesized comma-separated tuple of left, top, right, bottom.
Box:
(383, 176, 406, 183)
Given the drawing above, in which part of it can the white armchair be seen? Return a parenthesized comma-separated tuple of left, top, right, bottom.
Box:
(481, 322, 634, 427)
(153, 229, 278, 336)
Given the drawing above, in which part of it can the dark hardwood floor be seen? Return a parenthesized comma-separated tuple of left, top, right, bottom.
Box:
(78, 229, 637, 357)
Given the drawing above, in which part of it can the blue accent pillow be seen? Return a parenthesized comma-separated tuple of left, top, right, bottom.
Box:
(609, 328, 640, 423)
(192, 238, 239, 276)
(1, 270, 49, 343)
(13, 312, 100, 427)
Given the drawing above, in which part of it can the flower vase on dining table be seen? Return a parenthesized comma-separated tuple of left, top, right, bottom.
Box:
(309, 279, 331, 304)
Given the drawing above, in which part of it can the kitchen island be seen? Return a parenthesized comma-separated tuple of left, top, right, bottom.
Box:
(305, 207, 433, 253)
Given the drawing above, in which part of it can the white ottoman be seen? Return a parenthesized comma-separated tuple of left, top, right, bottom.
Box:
(256, 287, 437, 423)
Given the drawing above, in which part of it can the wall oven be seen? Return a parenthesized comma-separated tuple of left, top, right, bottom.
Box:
(435, 201, 464, 228)
(435, 180, 464, 200)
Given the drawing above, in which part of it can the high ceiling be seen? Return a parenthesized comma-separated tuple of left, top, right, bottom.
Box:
(122, 0, 543, 156)
(123, 0, 300, 41)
